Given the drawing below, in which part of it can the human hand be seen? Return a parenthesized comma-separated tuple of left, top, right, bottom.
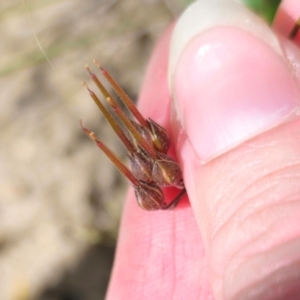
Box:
(106, 0, 300, 299)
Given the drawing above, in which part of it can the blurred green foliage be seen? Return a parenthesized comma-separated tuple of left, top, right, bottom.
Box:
(242, 0, 281, 23)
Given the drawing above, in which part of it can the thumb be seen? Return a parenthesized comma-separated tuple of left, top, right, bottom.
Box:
(170, 1, 300, 300)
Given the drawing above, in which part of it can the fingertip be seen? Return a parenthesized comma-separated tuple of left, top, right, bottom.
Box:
(169, 0, 299, 164)
(273, 0, 300, 45)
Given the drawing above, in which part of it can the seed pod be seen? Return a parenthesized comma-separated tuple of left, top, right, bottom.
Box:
(81, 64, 185, 210)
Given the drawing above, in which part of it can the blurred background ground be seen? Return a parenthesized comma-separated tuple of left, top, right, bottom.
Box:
(0, 1, 281, 299)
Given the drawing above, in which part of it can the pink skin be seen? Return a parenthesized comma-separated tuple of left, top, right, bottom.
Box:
(273, 0, 300, 44)
(106, 1, 300, 300)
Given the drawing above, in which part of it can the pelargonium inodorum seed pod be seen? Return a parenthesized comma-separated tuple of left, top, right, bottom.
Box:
(81, 62, 185, 210)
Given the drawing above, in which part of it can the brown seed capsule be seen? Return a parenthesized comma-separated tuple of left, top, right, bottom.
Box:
(152, 153, 184, 188)
(81, 64, 185, 210)
(135, 181, 164, 211)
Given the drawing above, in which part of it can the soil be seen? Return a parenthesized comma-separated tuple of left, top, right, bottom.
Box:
(0, 0, 187, 299)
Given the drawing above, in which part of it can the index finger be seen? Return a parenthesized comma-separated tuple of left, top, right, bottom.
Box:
(106, 24, 213, 300)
